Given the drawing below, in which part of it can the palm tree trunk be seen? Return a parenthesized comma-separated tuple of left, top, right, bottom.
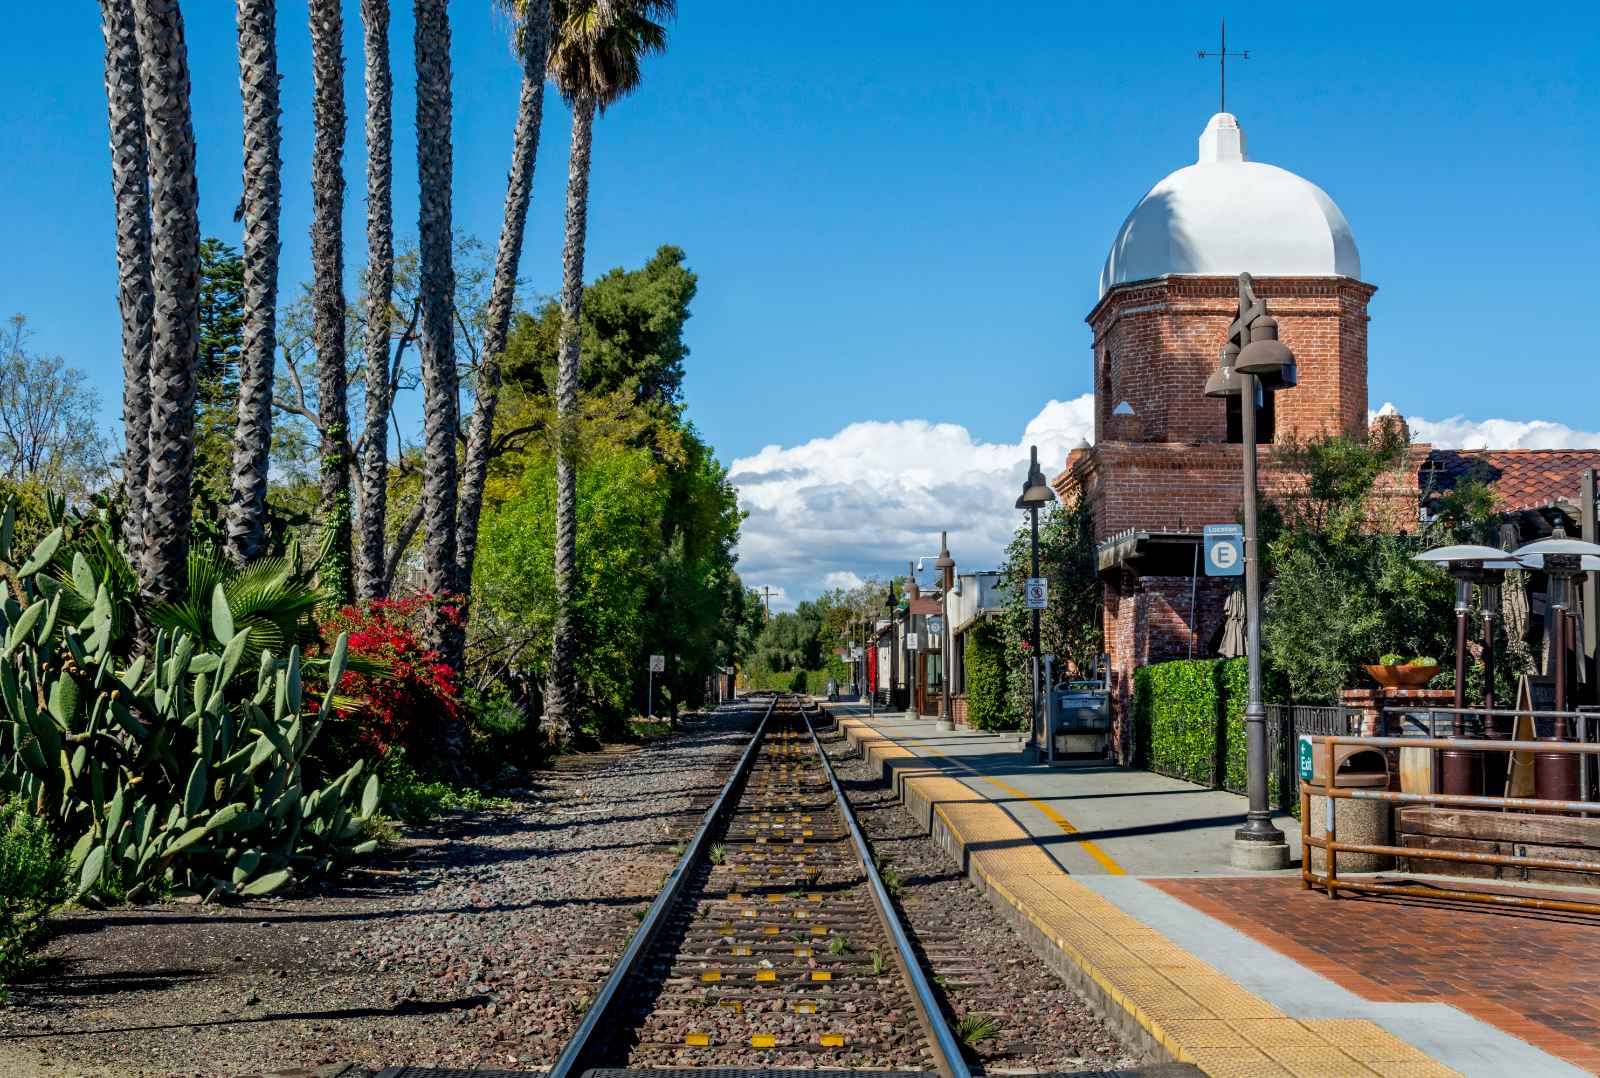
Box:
(131, 0, 201, 605)
(310, 0, 353, 603)
(414, 0, 461, 666)
(226, 0, 282, 565)
(546, 93, 596, 738)
(100, 0, 154, 566)
(455, 0, 550, 592)
(357, 0, 394, 600)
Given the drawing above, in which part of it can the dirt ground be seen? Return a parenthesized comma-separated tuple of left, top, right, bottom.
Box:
(0, 717, 751, 1078)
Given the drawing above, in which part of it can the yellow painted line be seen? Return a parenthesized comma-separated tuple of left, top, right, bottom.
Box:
(811, 970, 831, 981)
(685, 1031, 711, 1046)
(756, 969, 776, 982)
(751, 1033, 776, 1048)
(899, 733, 1126, 876)
(700, 971, 721, 983)
(820, 1033, 846, 1048)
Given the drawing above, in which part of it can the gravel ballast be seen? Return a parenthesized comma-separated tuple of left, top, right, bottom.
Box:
(0, 709, 754, 1078)
(818, 719, 1138, 1071)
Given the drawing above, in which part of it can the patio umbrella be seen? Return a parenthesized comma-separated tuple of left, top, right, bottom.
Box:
(1214, 584, 1246, 658)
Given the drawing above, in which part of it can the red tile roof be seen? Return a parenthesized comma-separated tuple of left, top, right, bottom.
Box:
(1422, 450, 1600, 512)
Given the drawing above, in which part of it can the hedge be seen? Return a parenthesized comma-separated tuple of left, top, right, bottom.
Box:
(964, 621, 1016, 730)
(1135, 656, 1287, 809)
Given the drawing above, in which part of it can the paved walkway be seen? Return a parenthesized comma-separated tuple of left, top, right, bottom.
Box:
(829, 705, 1597, 1078)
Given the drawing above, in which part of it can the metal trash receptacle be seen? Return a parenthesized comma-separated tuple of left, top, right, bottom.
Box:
(1305, 739, 1392, 873)
(1049, 681, 1110, 759)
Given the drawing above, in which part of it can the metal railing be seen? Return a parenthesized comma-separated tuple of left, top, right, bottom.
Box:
(1302, 732, 1600, 915)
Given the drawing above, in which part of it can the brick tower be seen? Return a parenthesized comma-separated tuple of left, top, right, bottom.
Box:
(1054, 112, 1388, 761)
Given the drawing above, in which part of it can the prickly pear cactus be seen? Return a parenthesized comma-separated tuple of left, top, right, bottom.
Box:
(0, 500, 381, 902)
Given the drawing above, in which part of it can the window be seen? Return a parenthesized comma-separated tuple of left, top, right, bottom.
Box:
(1225, 387, 1275, 444)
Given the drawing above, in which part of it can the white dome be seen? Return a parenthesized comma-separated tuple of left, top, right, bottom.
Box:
(1099, 113, 1360, 297)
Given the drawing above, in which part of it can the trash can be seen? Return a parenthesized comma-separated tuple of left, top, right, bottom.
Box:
(1304, 738, 1392, 873)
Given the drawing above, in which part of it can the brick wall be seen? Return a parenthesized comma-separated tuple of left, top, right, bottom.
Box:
(1086, 275, 1376, 447)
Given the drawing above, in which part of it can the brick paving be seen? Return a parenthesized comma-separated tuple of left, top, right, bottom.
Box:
(1154, 877, 1600, 1075)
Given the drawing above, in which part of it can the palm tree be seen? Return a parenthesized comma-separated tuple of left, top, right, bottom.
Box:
(309, 0, 353, 603)
(131, 0, 202, 604)
(356, 0, 394, 600)
(226, 0, 283, 565)
(99, 0, 154, 568)
(543, 0, 673, 734)
(455, 0, 553, 592)
(414, 0, 461, 663)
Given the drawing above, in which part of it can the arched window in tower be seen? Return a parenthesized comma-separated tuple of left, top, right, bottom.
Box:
(1225, 387, 1275, 444)
(1099, 350, 1114, 423)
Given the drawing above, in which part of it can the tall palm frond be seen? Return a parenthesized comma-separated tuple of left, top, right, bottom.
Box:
(148, 550, 324, 670)
(547, 0, 672, 111)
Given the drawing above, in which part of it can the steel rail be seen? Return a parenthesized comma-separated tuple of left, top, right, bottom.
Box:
(801, 702, 972, 1078)
(550, 695, 776, 1078)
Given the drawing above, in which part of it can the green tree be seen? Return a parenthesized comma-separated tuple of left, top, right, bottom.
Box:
(544, 0, 675, 739)
(1259, 431, 1507, 703)
(504, 244, 695, 407)
(475, 441, 669, 735)
(193, 239, 245, 520)
(0, 316, 110, 502)
(996, 496, 1103, 723)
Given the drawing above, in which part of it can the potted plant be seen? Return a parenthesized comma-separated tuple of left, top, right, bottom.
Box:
(1362, 653, 1442, 689)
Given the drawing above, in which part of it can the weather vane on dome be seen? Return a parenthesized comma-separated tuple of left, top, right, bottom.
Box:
(1197, 19, 1249, 115)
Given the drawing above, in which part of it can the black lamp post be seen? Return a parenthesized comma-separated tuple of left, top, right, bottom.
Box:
(1214, 273, 1296, 869)
(935, 531, 956, 732)
(1016, 445, 1056, 757)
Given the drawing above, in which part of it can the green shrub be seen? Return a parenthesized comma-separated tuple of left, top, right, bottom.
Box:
(964, 622, 1016, 730)
(788, 669, 808, 694)
(0, 798, 71, 995)
(1134, 660, 1224, 785)
(379, 750, 508, 824)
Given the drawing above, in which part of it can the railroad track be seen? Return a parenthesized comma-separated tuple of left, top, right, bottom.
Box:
(551, 694, 969, 1077)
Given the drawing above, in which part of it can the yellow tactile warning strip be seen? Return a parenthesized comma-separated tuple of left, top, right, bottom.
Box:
(835, 716, 1460, 1078)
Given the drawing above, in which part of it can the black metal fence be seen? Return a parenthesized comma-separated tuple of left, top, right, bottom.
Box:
(1265, 704, 1360, 812)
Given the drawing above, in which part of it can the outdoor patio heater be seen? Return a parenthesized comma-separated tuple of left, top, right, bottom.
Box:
(1413, 544, 1518, 796)
(1512, 534, 1600, 802)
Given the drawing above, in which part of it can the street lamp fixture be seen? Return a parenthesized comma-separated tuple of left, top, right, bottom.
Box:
(1210, 273, 1294, 870)
(934, 531, 956, 732)
(1016, 445, 1056, 760)
(1413, 543, 1518, 796)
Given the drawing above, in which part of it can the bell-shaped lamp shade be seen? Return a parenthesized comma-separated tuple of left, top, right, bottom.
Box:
(1204, 364, 1244, 398)
(934, 530, 955, 570)
(1015, 445, 1057, 510)
(1235, 315, 1293, 379)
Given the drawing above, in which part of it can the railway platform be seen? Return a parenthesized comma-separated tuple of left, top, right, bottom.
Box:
(830, 704, 1599, 1078)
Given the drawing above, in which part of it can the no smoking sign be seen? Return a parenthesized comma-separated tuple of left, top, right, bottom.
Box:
(1025, 577, 1049, 609)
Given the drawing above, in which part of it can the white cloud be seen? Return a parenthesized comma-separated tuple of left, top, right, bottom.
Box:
(1373, 404, 1600, 451)
(731, 396, 1095, 609)
(822, 570, 865, 591)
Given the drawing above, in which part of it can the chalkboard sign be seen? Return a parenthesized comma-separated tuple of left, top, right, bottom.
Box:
(1520, 673, 1557, 714)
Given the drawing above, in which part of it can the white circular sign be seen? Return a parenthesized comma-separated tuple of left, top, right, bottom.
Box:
(1208, 541, 1238, 571)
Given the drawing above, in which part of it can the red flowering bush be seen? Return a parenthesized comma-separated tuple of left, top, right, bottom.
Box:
(320, 595, 464, 761)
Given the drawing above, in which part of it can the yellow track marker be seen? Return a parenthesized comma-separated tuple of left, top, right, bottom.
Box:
(731, 945, 751, 956)
(810, 970, 831, 981)
(719, 999, 742, 1012)
(685, 1032, 711, 1046)
(756, 969, 776, 982)
(793, 1001, 817, 1014)
(820, 1033, 846, 1048)
(793, 946, 812, 957)
(766, 893, 781, 902)
(807, 893, 822, 902)
(751, 1033, 776, 1048)
(811, 925, 827, 935)
(700, 971, 722, 983)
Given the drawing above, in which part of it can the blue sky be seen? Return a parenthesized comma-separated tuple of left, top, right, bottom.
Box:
(2, 1, 1596, 604)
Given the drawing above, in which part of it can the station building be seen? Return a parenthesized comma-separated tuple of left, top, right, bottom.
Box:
(1051, 112, 1600, 762)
